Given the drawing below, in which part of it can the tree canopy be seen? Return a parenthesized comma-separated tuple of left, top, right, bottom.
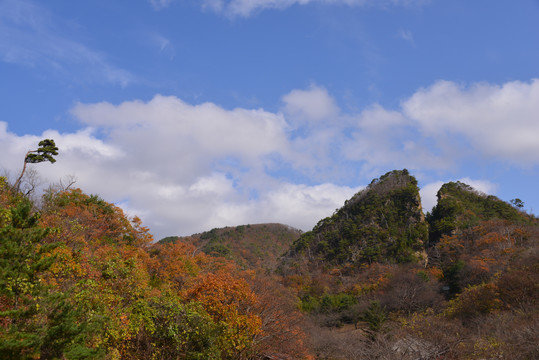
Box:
(14, 139, 59, 193)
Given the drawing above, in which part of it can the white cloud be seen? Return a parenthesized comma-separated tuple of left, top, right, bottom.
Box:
(0, 91, 362, 238)
(65, 95, 315, 235)
(458, 178, 498, 196)
(258, 182, 362, 230)
(419, 181, 444, 212)
(2, 78, 537, 238)
(403, 79, 539, 165)
(48, 128, 124, 160)
(189, 173, 235, 196)
(70, 95, 291, 179)
(282, 84, 339, 125)
(341, 104, 449, 175)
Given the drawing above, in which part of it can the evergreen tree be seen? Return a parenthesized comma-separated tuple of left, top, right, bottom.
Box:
(0, 197, 57, 358)
(0, 193, 98, 359)
(14, 139, 59, 193)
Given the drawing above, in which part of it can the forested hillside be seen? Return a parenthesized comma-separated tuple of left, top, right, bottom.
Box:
(160, 223, 301, 270)
(285, 169, 428, 268)
(427, 181, 527, 243)
(0, 178, 310, 359)
(277, 171, 538, 359)
(1, 167, 537, 359)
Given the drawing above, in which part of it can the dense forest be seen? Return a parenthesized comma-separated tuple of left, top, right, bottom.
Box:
(1, 146, 537, 359)
(161, 223, 301, 270)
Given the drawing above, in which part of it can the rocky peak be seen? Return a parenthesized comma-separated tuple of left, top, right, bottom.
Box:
(287, 169, 428, 268)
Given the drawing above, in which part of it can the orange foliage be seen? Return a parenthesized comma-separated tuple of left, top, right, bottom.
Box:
(477, 232, 504, 247)
(40, 189, 149, 249)
(187, 271, 262, 357)
(426, 266, 443, 280)
(468, 256, 491, 273)
(349, 263, 392, 296)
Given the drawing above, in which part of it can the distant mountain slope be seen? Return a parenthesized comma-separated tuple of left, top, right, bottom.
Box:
(427, 181, 530, 243)
(159, 223, 301, 269)
(286, 169, 428, 268)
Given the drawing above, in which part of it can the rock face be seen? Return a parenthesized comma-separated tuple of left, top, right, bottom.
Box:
(288, 169, 428, 267)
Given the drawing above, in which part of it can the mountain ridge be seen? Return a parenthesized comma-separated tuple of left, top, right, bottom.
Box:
(159, 223, 302, 270)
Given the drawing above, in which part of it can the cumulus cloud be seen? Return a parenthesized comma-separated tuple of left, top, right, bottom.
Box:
(341, 104, 449, 176)
(8, 94, 354, 237)
(202, 0, 429, 17)
(71, 95, 291, 180)
(282, 84, 339, 125)
(419, 181, 444, 212)
(255, 182, 362, 229)
(403, 79, 539, 165)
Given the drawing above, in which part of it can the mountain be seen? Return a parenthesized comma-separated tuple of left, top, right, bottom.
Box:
(159, 223, 301, 269)
(2, 170, 537, 359)
(273, 171, 538, 359)
(427, 181, 530, 243)
(424, 181, 536, 296)
(286, 169, 428, 268)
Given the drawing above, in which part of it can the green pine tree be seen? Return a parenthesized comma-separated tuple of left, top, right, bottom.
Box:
(0, 197, 57, 358)
(14, 139, 59, 193)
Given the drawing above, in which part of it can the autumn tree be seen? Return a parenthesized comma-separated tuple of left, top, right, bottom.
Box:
(249, 273, 312, 359)
(186, 272, 262, 359)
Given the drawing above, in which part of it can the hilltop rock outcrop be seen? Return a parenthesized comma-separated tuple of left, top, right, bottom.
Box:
(287, 169, 428, 268)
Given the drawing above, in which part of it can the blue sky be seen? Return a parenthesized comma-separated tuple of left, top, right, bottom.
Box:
(1, 0, 538, 238)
